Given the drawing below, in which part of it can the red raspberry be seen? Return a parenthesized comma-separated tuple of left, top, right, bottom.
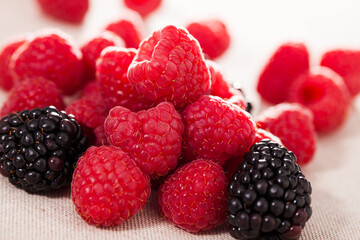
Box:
(158, 159, 228, 233)
(81, 31, 124, 82)
(0, 77, 65, 117)
(253, 128, 282, 145)
(256, 103, 317, 165)
(36, 0, 89, 23)
(182, 95, 256, 166)
(257, 42, 309, 104)
(186, 19, 230, 59)
(0, 37, 25, 91)
(71, 146, 151, 227)
(81, 80, 105, 103)
(207, 60, 247, 110)
(223, 129, 282, 179)
(287, 67, 351, 133)
(65, 98, 108, 146)
(104, 102, 184, 178)
(105, 12, 144, 48)
(124, 0, 162, 18)
(96, 47, 151, 112)
(128, 25, 211, 110)
(10, 29, 83, 95)
(320, 49, 360, 97)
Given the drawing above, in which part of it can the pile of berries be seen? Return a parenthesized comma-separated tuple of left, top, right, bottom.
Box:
(7, 0, 360, 238)
(35, 0, 163, 23)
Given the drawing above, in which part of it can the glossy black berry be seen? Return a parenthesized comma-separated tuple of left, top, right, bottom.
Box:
(227, 140, 312, 240)
(0, 106, 89, 193)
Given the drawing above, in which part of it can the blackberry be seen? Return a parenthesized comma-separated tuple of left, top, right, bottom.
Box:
(227, 140, 312, 240)
(0, 106, 88, 193)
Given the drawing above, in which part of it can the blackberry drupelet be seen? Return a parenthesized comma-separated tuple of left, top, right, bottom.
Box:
(0, 106, 88, 193)
(227, 140, 312, 240)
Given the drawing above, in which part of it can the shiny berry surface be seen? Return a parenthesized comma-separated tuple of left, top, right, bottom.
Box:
(0, 106, 88, 193)
(227, 140, 312, 239)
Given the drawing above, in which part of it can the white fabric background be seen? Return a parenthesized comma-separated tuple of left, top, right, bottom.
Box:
(0, 0, 360, 239)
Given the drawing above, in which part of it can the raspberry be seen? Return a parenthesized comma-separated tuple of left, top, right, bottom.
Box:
(223, 129, 282, 179)
(0, 38, 25, 91)
(128, 25, 211, 110)
(256, 103, 316, 166)
(124, 0, 162, 18)
(287, 67, 351, 133)
(0, 77, 65, 117)
(257, 42, 309, 104)
(186, 19, 230, 59)
(105, 12, 144, 48)
(36, 0, 89, 23)
(158, 159, 228, 232)
(182, 95, 256, 166)
(10, 29, 84, 95)
(65, 98, 108, 146)
(207, 60, 248, 110)
(81, 81, 104, 103)
(253, 129, 282, 145)
(81, 31, 124, 82)
(71, 146, 151, 227)
(96, 47, 151, 112)
(0, 106, 88, 192)
(228, 140, 312, 239)
(104, 102, 184, 178)
(320, 49, 360, 97)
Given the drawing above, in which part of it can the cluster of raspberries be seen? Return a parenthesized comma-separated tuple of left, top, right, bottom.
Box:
(35, 0, 163, 23)
(4, 6, 346, 239)
(257, 41, 358, 138)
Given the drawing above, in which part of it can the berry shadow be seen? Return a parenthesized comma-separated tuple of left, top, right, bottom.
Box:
(38, 185, 71, 198)
(300, 189, 353, 240)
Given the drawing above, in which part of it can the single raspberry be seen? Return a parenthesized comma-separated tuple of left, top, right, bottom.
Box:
(0, 77, 65, 117)
(80, 80, 104, 104)
(158, 159, 228, 232)
(81, 31, 124, 82)
(287, 67, 351, 134)
(105, 12, 144, 48)
(128, 25, 211, 110)
(104, 102, 184, 178)
(36, 0, 89, 23)
(320, 49, 360, 97)
(228, 140, 312, 239)
(223, 129, 282, 179)
(253, 129, 282, 145)
(257, 42, 309, 104)
(65, 98, 108, 146)
(96, 47, 151, 112)
(256, 103, 316, 166)
(0, 38, 26, 91)
(182, 95, 256, 166)
(124, 0, 162, 18)
(0, 106, 88, 192)
(71, 146, 151, 227)
(10, 29, 83, 95)
(206, 60, 248, 110)
(186, 19, 230, 59)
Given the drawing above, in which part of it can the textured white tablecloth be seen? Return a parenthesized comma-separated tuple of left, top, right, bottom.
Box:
(1, 0, 360, 239)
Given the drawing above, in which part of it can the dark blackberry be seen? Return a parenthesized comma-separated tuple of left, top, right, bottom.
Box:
(227, 140, 312, 240)
(0, 106, 88, 193)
